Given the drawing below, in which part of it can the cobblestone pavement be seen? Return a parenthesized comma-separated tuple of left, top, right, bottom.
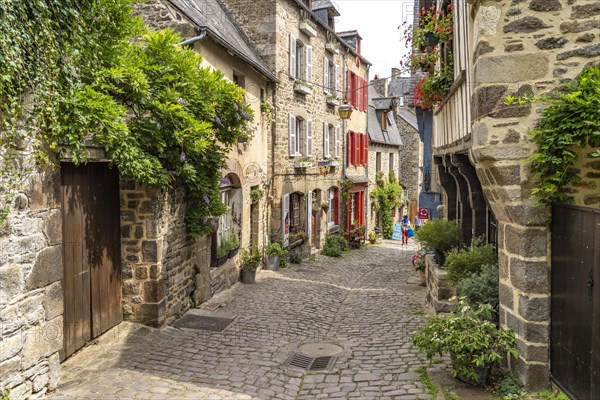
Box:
(48, 240, 449, 400)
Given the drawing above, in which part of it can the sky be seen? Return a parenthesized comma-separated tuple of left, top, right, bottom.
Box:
(333, 0, 415, 79)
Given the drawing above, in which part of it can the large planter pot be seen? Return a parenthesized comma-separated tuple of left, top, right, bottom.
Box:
(424, 32, 439, 46)
(241, 269, 256, 284)
(265, 255, 280, 271)
(450, 354, 491, 386)
(419, 270, 426, 286)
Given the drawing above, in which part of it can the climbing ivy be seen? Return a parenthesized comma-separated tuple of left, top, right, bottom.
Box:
(0, 0, 254, 235)
(522, 65, 600, 205)
(370, 171, 405, 239)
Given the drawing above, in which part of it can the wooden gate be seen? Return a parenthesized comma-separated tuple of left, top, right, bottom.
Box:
(61, 163, 122, 359)
(551, 204, 600, 400)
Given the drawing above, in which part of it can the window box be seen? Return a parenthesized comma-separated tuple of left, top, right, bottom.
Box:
(294, 161, 312, 169)
(326, 96, 340, 106)
(300, 21, 317, 38)
(294, 80, 313, 95)
(228, 246, 240, 258)
(287, 239, 303, 250)
(325, 42, 340, 54)
(329, 160, 340, 167)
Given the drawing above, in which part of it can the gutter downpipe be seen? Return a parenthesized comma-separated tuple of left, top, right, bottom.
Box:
(341, 49, 348, 235)
(176, 29, 208, 46)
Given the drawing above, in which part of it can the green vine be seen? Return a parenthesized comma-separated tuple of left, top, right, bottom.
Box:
(507, 65, 600, 205)
(0, 0, 254, 235)
(370, 171, 405, 239)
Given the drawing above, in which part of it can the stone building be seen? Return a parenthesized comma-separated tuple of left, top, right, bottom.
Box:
(0, 0, 277, 397)
(220, 0, 371, 251)
(419, 0, 600, 390)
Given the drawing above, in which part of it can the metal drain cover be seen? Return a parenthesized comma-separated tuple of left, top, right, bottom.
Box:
(298, 342, 344, 357)
(172, 310, 235, 332)
(284, 353, 338, 371)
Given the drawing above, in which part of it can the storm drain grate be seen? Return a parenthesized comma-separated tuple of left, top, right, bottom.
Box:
(172, 314, 234, 332)
(284, 353, 337, 371)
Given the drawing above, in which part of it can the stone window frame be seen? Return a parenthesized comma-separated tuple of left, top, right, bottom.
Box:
(327, 187, 339, 227)
(376, 152, 382, 173)
(289, 192, 303, 233)
(389, 153, 395, 176)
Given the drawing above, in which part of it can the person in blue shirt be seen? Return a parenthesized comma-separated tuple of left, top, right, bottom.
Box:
(401, 215, 410, 244)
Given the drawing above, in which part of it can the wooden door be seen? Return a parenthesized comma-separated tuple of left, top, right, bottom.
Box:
(61, 163, 122, 360)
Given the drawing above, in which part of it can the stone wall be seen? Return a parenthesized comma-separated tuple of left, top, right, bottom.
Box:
(0, 167, 62, 398)
(425, 255, 456, 314)
(395, 110, 421, 204)
(469, 0, 600, 389)
(367, 144, 401, 232)
(120, 182, 206, 327)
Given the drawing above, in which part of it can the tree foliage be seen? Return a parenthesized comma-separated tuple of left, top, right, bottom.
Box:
(370, 172, 405, 239)
(0, 0, 254, 235)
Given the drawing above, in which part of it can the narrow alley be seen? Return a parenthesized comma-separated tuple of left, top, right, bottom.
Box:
(48, 242, 445, 400)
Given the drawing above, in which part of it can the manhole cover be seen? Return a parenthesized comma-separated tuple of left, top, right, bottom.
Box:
(298, 342, 344, 357)
(172, 310, 235, 332)
(283, 353, 338, 371)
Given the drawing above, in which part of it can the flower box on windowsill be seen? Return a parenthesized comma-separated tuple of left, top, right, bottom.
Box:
(325, 43, 340, 54)
(300, 21, 317, 38)
(294, 161, 312, 169)
(326, 97, 340, 106)
(329, 160, 340, 167)
(294, 81, 313, 95)
(287, 239, 303, 250)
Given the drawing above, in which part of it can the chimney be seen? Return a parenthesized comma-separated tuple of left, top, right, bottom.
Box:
(371, 75, 387, 97)
(337, 30, 362, 55)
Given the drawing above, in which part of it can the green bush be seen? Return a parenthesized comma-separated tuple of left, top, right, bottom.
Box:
(289, 251, 301, 264)
(445, 241, 497, 284)
(456, 264, 499, 310)
(321, 234, 348, 257)
(415, 219, 461, 253)
(240, 247, 262, 271)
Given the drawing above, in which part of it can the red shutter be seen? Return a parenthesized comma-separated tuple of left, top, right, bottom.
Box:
(346, 70, 352, 103)
(354, 132, 360, 166)
(348, 131, 353, 166)
(334, 189, 339, 225)
(359, 191, 365, 226)
(363, 79, 368, 112)
(359, 78, 364, 111)
(353, 74, 358, 109)
(363, 134, 368, 165)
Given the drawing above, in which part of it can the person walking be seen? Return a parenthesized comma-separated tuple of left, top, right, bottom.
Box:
(401, 215, 410, 244)
(414, 214, 423, 231)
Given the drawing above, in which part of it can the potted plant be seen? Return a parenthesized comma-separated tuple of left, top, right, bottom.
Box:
(414, 218, 461, 267)
(288, 230, 308, 248)
(227, 234, 240, 258)
(250, 188, 264, 204)
(368, 231, 378, 245)
(215, 240, 230, 266)
(293, 156, 313, 169)
(412, 303, 519, 386)
(265, 242, 286, 270)
(294, 80, 313, 95)
(240, 247, 262, 284)
(412, 249, 427, 286)
(299, 19, 317, 37)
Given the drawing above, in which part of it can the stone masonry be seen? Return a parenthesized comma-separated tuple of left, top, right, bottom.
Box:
(470, 0, 600, 389)
(0, 166, 63, 398)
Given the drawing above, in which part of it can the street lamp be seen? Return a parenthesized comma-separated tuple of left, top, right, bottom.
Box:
(337, 102, 352, 234)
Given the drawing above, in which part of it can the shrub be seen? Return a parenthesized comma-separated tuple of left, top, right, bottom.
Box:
(240, 247, 262, 271)
(456, 264, 499, 310)
(445, 241, 497, 284)
(415, 219, 461, 253)
(289, 251, 301, 264)
(321, 234, 348, 257)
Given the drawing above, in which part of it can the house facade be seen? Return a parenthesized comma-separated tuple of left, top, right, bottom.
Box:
(420, 0, 600, 391)
(0, 1, 277, 397)
(220, 0, 370, 252)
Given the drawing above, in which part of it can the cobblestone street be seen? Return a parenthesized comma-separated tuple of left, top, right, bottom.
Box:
(48, 241, 448, 400)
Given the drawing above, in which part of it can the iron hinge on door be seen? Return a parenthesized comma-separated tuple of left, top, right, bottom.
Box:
(588, 269, 594, 299)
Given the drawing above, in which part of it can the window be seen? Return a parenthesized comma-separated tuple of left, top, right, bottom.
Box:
(376, 152, 381, 173)
(327, 188, 339, 226)
(323, 123, 337, 158)
(346, 71, 368, 111)
(346, 190, 365, 231)
(323, 57, 338, 95)
(348, 131, 368, 166)
(289, 114, 312, 156)
(289, 193, 302, 233)
(289, 34, 312, 82)
(382, 111, 388, 131)
(233, 72, 245, 88)
(389, 153, 395, 176)
(218, 190, 232, 245)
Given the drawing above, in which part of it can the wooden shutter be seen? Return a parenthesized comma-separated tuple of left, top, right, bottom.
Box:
(306, 119, 313, 156)
(333, 189, 339, 225)
(363, 79, 368, 112)
(334, 125, 340, 158)
(352, 74, 358, 109)
(354, 132, 360, 166)
(363, 134, 369, 166)
(306, 191, 312, 238)
(289, 33, 296, 78)
(335, 65, 340, 97)
(359, 191, 365, 226)
(305, 45, 312, 83)
(348, 131, 353, 166)
(323, 56, 329, 94)
(346, 70, 352, 103)
(323, 122, 329, 158)
(288, 113, 296, 156)
(282, 194, 290, 244)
